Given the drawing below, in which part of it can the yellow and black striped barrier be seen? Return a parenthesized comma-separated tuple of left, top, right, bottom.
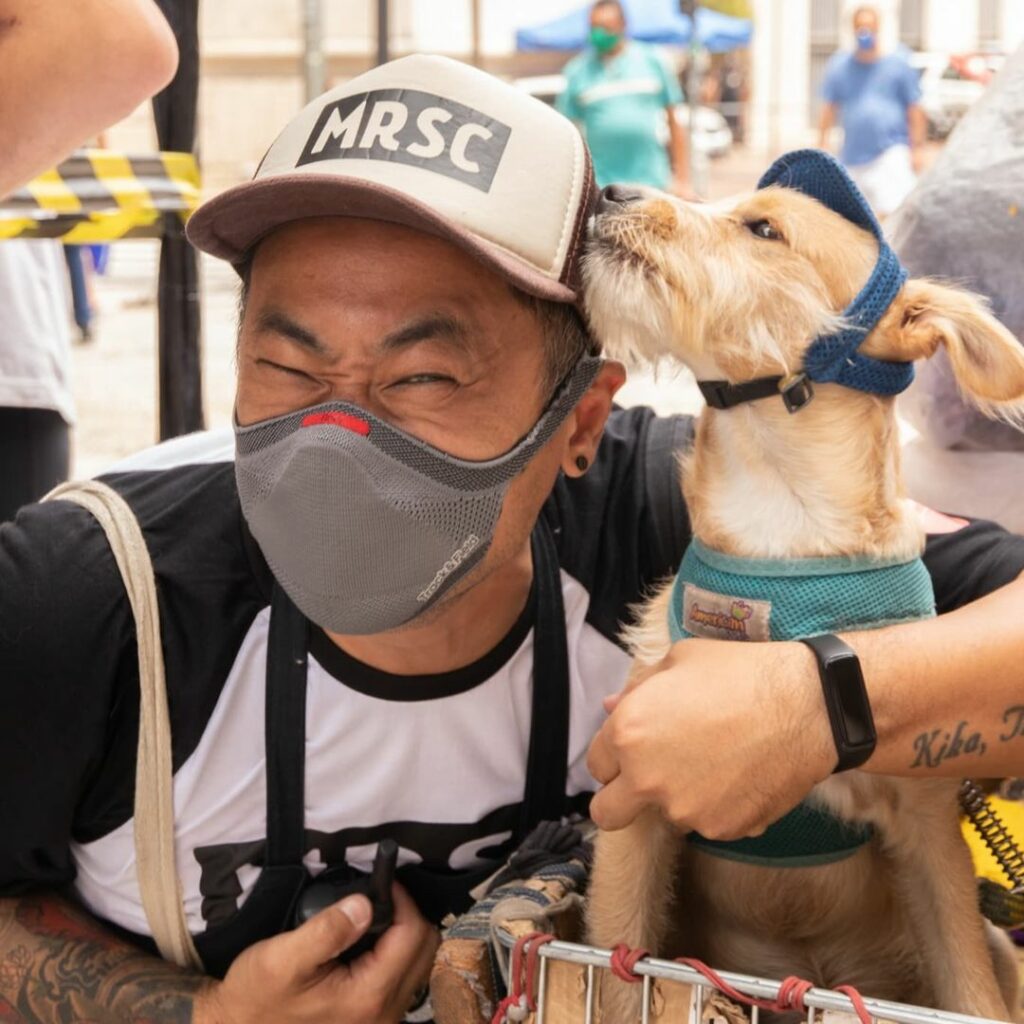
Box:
(0, 149, 200, 242)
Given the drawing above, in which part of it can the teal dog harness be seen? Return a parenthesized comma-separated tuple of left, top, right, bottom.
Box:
(671, 539, 936, 866)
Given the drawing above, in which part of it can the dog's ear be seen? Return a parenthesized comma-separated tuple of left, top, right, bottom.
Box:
(863, 278, 1024, 412)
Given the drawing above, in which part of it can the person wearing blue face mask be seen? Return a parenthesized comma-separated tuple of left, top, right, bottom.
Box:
(558, 0, 694, 198)
(818, 4, 927, 218)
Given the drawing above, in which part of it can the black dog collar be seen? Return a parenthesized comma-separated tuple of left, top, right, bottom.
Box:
(697, 372, 815, 414)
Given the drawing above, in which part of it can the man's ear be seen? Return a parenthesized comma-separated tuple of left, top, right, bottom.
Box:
(862, 278, 1024, 413)
(561, 359, 626, 477)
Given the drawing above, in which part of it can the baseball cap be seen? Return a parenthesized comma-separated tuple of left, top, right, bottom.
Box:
(186, 54, 596, 303)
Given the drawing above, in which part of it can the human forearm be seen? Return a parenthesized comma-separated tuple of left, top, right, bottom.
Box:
(846, 572, 1024, 778)
(908, 103, 927, 150)
(666, 108, 690, 184)
(818, 103, 836, 150)
(0, 0, 178, 198)
(589, 571, 1024, 838)
(0, 893, 206, 1023)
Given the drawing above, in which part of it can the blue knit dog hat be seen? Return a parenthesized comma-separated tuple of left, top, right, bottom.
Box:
(758, 149, 912, 397)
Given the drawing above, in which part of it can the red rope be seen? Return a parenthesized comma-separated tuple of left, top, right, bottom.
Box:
(609, 943, 650, 983)
(836, 984, 874, 1024)
(676, 957, 872, 1024)
(489, 932, 556, 1024)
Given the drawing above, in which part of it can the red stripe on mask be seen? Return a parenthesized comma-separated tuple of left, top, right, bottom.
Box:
(300, 410, 371, 436)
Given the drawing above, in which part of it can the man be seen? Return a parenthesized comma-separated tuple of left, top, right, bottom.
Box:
(1, 1, 176, 522)
(818, 4, 927, 217)
(0, 239, 74, 520)
(1, 55, 1023, 1024)
(558, 0, 692, 196)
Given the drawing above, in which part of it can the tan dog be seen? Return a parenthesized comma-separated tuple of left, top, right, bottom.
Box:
(581, 173, 1024, 1023)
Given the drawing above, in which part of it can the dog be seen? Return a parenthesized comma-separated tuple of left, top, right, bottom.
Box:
(581, 151, 1024, 1023)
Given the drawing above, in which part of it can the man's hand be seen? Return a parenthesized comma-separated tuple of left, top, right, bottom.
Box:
(196, 885, 439, 1024)
(587, 639, 835, 838)
(910, 145, 926, 175)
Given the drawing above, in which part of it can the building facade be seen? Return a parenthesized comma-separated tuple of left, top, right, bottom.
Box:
(105, 0, 1024, 187)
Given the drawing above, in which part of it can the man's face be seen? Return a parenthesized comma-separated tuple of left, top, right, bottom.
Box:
(590, 3, 626, 36)
(235, 217, 591, 622)
(853, 8, 879, 37)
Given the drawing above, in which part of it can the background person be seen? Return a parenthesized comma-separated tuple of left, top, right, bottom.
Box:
(0, 2, 176, 521)
(558, 0, 692, 196)
(0, 241, 74, 520)
(817, 4, 926, 217)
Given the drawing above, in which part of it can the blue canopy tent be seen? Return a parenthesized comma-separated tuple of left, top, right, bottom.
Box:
(515, 0, 752, 53)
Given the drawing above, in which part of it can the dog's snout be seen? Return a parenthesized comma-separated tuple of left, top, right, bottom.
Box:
(597, 184, 645, 214)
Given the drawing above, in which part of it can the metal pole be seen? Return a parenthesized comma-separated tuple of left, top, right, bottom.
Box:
(376, 0, 390, 66)
(471, 0, 482, 67)
(680, 0, 708, 196)
(302, 0, 325, 103)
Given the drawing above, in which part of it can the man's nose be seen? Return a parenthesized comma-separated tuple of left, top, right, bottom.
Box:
(596, 184, 644, 215)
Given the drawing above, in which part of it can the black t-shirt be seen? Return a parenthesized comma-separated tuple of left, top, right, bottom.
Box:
(1, 408, 1022, 950)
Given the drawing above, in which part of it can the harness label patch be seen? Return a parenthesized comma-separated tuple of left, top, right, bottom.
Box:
(296, 88, 512, 192)
(682, 584, 771, 642)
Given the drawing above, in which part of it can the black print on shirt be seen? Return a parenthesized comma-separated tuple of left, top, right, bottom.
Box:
(192, 804, 523, 926)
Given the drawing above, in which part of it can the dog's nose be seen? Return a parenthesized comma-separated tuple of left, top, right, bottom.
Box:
(596, 184, 644, 214)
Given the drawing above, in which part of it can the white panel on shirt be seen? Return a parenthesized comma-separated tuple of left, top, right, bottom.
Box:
(70, 571, 632, 937)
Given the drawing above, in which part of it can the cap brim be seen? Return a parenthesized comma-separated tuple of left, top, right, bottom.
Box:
(186, 174, 578, 304)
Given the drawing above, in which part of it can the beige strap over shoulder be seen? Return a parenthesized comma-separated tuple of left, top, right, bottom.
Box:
(45, 480, 203, 971)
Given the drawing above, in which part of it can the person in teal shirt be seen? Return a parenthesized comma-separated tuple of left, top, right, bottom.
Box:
(557, 0, 691, 194)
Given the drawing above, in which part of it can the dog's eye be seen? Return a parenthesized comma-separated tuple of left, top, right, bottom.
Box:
(747, 219, 782, 241)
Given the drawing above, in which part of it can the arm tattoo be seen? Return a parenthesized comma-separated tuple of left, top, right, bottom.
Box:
(0, 894, 206, 1023)
(909, 705, 1024, 770)
(999, 705, 1024, 743)
(910, 720, 987, 769)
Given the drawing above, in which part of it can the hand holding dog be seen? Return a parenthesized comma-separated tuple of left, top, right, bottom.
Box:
(587, 639, 836, 837)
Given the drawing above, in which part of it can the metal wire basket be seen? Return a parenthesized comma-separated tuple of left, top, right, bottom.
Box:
(490, 927, 1011, 1024)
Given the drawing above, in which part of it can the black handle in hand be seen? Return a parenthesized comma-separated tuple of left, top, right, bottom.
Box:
(292, 840, 399, 963)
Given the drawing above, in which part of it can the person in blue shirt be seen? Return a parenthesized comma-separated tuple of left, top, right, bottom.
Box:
(818, 4, 926, 217)
(558, 0, 692, 196)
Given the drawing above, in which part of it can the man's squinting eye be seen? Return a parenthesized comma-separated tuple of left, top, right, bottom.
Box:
(747, 219, 784, 242)
(256, 359, 317, 382)
(389, 373, 457, 388)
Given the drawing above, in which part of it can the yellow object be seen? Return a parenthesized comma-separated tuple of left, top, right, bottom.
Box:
(961, 794, 1024, 886)
(701, 0, 754, 21)
(0, 149, 200, 242)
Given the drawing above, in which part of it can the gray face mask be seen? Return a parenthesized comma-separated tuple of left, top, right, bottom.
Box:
(235, 355, 602, 635)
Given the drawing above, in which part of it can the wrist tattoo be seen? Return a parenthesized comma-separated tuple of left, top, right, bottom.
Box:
(0, 896, 204, 1024)
(910, 705, 1024, 770)
(999, 705, 1024, 743)
(910, 720, 986, 769)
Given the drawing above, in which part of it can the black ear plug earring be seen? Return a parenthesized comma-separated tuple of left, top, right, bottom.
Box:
(575, 455, 589, 473)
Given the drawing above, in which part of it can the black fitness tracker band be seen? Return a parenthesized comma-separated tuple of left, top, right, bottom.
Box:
(799, 634, 877, 773)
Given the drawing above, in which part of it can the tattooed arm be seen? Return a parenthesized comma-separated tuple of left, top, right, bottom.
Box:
(0, 887, 438, 1024)
(854, 569, 1024, 778)
(588, 568, 1024, 835)
(0, 893, 206, 1023)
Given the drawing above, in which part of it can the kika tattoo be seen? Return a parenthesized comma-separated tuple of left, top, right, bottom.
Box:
(911, 720, 987, 769)
(910, 705, 1024, 770)
(0, 895, 204, 1024)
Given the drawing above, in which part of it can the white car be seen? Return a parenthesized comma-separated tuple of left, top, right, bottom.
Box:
(512, 73, 734, 158)
(907, 52, 988, 139)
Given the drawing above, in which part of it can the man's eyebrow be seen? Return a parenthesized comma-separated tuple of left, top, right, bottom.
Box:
(254, 309, 330, 356)
(378, 313, 473, 355)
